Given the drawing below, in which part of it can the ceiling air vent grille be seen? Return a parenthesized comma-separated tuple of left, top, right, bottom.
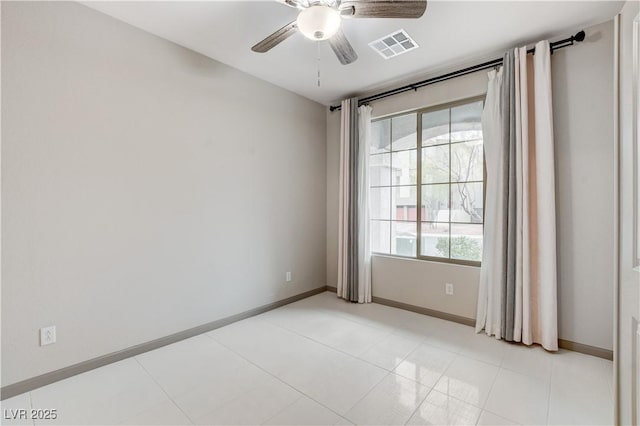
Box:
(369, 29, 419, 59)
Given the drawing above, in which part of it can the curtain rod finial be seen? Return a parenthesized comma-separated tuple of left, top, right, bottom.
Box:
(575, 30, 586, 42)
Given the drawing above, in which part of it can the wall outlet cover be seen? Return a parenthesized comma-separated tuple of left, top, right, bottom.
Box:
(40, 326, 56, 346)
(445, 283, 454, 296)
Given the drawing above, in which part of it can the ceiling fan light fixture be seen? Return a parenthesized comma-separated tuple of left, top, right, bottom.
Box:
(296, 5, 341, 41)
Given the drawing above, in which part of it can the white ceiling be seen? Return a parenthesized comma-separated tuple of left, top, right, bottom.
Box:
(83, 1, 623, 105)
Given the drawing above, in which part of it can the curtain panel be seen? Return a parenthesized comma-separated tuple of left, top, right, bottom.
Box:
(337, 98, 372, 303)
(357, 105, 373, 303)
(476, 41, 558, 351)
(337, 97, 360, 302)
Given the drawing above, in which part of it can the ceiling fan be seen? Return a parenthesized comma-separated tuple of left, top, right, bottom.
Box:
(251, 0, 428, 65)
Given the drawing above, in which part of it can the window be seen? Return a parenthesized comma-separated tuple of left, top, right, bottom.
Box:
(369, 97, 485, 265)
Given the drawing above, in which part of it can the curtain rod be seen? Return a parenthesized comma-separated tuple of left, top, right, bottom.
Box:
(329, 30, 586, 112)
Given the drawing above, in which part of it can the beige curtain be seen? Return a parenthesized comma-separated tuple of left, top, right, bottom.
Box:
(513, 41, 558, 350)
(477, 41, 558, 351)
(476, 68, 505, 339)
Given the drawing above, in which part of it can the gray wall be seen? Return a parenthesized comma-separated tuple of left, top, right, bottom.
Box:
(326, 20, 615, 351)
(326, 108, 340, 291)
(1, 1, 327, 387)
(553, 19, 615, 351)
(615, 1, 640, 423)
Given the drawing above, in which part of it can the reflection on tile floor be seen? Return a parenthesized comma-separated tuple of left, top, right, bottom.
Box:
(1, 291, 613, 425)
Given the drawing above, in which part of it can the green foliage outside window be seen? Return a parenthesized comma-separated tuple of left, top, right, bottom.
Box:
(436, 236, 482, 261)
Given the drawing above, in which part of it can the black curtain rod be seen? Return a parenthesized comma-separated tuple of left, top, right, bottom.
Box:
(329, 30, 586, 112)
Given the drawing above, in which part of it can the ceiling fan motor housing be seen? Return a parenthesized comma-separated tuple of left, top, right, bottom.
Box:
(296, 5, 341, 41)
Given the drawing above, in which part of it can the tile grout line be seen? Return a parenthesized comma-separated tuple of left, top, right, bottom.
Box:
(488, 352, 553, 424)
(545, 360, 553, 425)
(206, 303, 431, 424)
(180, 302, 494, 425)
(408, 387, 489, 426)
(331, 312, 420, 338)
(480, 363, 501, 411)
(271, 294, 475, 350)
(257, 310, 464, 397)
(202, 332, 349, 423)
(194, 299, 426, 422)
(338, 370, 393, 423)
(296, 295, 406, 332)
(28, 392, 35, 426)
(187, 371, 292, 426)
(266, 294, 435, 344)
(132, 357, 196, 426)
(255, 315, 399, 374)
(140, 296, 567, 424)
(270, 297, 389, 333)
(336, 327, 445, 423)
(245, 302, 465, 424)
(256, 304, 459, 378)
(488, 360, 554, 425)
(260, 307, 395, 347)
(393, 338, 452, 389)
(259, 394, 305, 426)
(402, 384, 433, 426)
(406, 351, 497, 425)
(498, 363, 552, 381)
(480, 408, 520, 425)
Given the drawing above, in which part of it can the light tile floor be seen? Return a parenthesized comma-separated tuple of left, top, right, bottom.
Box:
(1, 292, 614, 425)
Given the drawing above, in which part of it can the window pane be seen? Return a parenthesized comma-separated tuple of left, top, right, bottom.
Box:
(371, 220, 391, 253)
(391, 221, 417, 257)
(421, 222, 450, 258)
(370, 153, 391, 187)
(372, 120, 391, 153)
(391, 149, 417, 185)
(370, 187, 390, 220)
(450, 224, 483, 261)
(451, 101, 483, 143)
(451, 140, 483, 183)
(392, 186, 417, 221)
(392, 114, 417, 150)
(422, 144, 450, 184)
(451, 182, 483, 223)
(422, 184, 450, 222)
(422, 109, 449, 146)
(369, 99, 484, 264)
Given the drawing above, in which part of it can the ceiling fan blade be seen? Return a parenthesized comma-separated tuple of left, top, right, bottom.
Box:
(278, 0, 307, 9)
(340, 0, 427, 19)
(251, 21, 298, 53)
(329, 29, 358, 65)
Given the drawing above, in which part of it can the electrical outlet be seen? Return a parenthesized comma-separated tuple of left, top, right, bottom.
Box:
(40, 326, 56, 346)
(445, 283, 454, 296)
(286, 272, 292, 282)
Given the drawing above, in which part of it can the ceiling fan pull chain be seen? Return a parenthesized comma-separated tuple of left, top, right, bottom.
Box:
(317, 41, 321, 87)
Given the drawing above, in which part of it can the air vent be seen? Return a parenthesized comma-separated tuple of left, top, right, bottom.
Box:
(369, 29, 419, 59)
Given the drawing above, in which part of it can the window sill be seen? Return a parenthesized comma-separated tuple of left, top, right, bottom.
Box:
(371, 252, 481, 268)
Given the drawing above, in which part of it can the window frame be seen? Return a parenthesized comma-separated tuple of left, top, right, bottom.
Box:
(370, 95, 487, 267)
